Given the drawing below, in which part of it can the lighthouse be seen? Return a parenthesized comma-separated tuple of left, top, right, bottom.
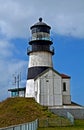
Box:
(26, 18, 54, 97)
(26, 18, 71, 106)
(8, 18, 84, 119)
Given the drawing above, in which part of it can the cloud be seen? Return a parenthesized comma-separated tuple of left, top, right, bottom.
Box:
(0, 58, 27, 101)
(0, 40, 14, 58)
(0, 39, 28, 101)
(0, 0, 84, 39)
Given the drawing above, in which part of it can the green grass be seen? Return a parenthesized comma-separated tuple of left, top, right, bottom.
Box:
(0, 97, 50, 127)
(0, 97, 83, 129)
(38, 127, 84, 130)
(0, 97, 69, 128)
(38, 120, 84, 130)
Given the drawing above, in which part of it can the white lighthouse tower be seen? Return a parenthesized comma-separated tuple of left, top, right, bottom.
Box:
(26, 18, 54, 97)
(26, 18, 71, 106)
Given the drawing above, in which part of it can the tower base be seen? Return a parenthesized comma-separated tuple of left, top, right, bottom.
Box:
(26, 79, 34, 97)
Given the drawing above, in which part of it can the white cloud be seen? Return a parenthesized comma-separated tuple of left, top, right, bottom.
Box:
(0, 39, 28, 101)
(0, 58, 27, 101)
(0, 40, 14, 58)
(0, 0, 84, 38)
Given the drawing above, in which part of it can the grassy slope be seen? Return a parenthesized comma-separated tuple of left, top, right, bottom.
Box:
(0, 97, 49, 127)
(38, 120, 84, 130)
(0, 97, 70, 128)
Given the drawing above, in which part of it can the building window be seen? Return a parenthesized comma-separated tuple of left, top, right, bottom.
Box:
(11, 91, 18, 97)
(63, 82, 66, 91)
(46, 80, 49, 82)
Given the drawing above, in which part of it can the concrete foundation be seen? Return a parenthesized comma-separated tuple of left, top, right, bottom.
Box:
(49, 106, 84, 119)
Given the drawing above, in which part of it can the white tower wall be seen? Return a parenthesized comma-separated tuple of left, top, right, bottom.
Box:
(28, 51, 53, 68)
(26, 51, 53, 97)
(26, 79, 34, 97)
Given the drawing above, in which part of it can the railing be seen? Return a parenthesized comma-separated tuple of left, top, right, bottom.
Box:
(0, 119, 38, 130)
(28, 37, 53, 42)
(27, 46, 54, 55)
(27, 46, 32, 53)
(50, 46, 54, 55)
(31, 37, 50, 41)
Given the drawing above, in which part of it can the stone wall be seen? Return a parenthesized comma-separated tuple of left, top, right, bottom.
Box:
(49, 108, 84, 119)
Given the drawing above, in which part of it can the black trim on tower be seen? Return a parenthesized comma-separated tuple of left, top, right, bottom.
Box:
(32, 44, 50, 51)
(27, 66, 49, 79)
(27, 45, 54, 55)
(29, 40, 53, 45)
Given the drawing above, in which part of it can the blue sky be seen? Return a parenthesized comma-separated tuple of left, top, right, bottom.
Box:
(0, 0, 84, 105)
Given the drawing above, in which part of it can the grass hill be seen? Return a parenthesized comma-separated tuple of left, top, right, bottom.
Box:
(0, 97, 70, 128)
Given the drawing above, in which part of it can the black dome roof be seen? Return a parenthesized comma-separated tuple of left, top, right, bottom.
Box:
(30, 18, 51, 29)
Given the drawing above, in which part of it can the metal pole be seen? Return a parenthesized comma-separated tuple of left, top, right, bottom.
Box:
(17, 74, 19, 96)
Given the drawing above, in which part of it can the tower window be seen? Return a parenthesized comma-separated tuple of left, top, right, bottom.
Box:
(63, 82, 66, 91)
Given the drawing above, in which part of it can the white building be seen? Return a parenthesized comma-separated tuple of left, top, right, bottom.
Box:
(26, 18, 71, 106)
(34, 68, 71, 106)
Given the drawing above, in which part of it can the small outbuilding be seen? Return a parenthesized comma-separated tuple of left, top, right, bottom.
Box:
(8, 87, 26, 97)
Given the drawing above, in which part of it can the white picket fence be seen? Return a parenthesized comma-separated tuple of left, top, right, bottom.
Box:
(0, 119, 38, 130)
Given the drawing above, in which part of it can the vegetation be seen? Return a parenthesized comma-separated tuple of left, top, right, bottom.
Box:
(0, 97, 70, 128)
(0, 97, 83, 129)
(38, 120, 84, 130)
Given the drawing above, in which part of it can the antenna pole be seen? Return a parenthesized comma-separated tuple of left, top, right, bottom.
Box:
(12, 72, 21, 97)
(17, 74, 19, 96)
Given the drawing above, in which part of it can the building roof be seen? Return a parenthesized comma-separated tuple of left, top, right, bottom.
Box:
(34, 67, 71, 80)
(28, 66, 49, 79)
(8, 87, 26, 92)
(61, 74, 71, 79)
